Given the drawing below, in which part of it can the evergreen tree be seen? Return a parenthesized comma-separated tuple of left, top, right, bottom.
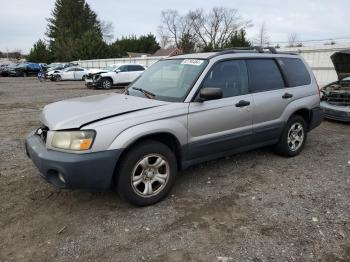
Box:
(224, 29, 251, 48)
(178, 33, 196, 54)
(26, 39, 52, 63)
(109, 34, 160, 57)
(46, 0, 104, 61)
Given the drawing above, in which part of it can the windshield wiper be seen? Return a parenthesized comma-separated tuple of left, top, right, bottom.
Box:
(132, 87, 155, 99)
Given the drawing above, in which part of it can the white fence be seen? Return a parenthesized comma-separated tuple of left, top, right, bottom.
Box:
(73, 44, 350, 86)
(73, 56, 163, 69)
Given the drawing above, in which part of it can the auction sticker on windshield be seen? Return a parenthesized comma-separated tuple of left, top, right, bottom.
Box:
(181, 59, 204, 66)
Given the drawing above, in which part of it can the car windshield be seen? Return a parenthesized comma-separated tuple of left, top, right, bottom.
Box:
(128, 59, 208, 102)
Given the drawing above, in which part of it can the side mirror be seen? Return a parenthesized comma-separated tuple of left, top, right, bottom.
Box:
(115, 69, 121, 73)
(199, 87, 222, 101)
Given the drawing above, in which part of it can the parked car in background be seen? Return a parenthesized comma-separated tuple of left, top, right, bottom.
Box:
(85, 64, 145, 89)
(321, 50, 350, 122)
(87, 64, 120, 75)
(25, 48, 322, 206)
(0, 64, 18, 77)
(0, 63, 10, 76)
(9, 62, 42, 77)
(50, 67, 89, 81)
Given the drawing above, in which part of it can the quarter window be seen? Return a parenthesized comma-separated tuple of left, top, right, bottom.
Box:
(246, 59, 285, 92)
(202, 60, 249, 98)
(279, 58, 311, 87)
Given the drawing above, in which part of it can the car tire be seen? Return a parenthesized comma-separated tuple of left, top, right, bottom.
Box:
(101, 78, 112, 89)
(82, 75, 87, 81)
(55, 75, 62, 81)
(115, 140, 177, 206)
(274, 115, 307, 157)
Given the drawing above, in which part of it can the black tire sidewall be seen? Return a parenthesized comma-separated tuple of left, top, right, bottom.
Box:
(276, 115, 307, 157)
(116, 140, 177, 206)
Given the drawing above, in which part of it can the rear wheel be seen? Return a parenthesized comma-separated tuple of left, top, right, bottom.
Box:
(101, 78, 112, 89)
(115, 140, 177, 206)
(274, 115, 307, 157)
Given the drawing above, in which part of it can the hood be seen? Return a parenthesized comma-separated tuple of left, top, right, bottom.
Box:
(88, 68, 108, 74)
(40, 93, 169, 130)
(331, 50, 350, 80)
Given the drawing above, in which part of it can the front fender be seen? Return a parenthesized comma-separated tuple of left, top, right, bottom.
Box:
(107, 118, 188, 150)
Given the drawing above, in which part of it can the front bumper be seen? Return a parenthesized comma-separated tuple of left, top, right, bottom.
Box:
(25, 133, 121, 190)
(320, 101, 350, 122)
(85, 79, 102, 88)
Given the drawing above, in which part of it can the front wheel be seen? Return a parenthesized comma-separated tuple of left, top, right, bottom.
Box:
(101, 78, 112, 89)
(274, 115, 307, 157)
(115, 140, 177, 206)
(54, 75, 62, 81)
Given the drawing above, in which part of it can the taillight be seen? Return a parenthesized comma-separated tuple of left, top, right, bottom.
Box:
(316, 81, 321, 98)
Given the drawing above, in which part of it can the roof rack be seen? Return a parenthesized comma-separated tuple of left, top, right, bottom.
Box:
(209, 46, 297, 58)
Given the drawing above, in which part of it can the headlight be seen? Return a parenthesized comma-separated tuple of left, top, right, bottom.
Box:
(51, 130, 96, 151)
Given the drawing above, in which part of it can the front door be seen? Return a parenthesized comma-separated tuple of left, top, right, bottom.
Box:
(187, 60, 253, 160)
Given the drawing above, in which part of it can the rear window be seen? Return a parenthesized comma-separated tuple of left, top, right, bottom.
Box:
(246, 59, 285, 92)
(279, 58, 311, 87)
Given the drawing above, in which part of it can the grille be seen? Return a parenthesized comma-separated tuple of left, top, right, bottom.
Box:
(323, 91, 350, 106)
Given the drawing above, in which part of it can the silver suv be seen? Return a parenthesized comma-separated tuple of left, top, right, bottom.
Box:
(25, 48, 323, 206)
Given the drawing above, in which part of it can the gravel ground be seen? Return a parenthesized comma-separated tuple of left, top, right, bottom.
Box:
(0, 77, 349, 262)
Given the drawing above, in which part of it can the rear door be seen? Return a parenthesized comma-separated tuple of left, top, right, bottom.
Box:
(246, 59, 290, 143)
(128, 65, 145, 82)
(62, 68, 75, 80)
(73, 68, 85, 80)
(187, 59, 253, 160)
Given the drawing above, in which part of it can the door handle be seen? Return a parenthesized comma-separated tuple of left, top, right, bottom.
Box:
(282, 93, 293, 99)
(235, 100, 250, 107)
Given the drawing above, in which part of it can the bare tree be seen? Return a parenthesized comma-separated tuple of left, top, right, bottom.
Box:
(157, 26, 172, 48)
(100, 20, 114, 43)
(188, 7, 250, 49)
(287, 33, 298, 47)
(158, 7, 250, 50)
(158, 10, 194, 48)
(256, 22, 269, 46)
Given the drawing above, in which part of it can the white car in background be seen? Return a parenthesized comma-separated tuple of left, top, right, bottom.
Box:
(51, 67, 89, 81)
(85, 64, 145, 89)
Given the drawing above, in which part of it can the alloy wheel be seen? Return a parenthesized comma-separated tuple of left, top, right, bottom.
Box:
(131, 154, 170, 198)
(287, 122, 304, 151)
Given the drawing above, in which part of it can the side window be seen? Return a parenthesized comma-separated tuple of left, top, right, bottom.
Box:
(129, 65, 145, 71)
(246, 59, 285, 92)
(202, 60, 249, 98)
(279, 58, 311, 86)
(118, 65, 128, 72)
(129, 65, 137, 71)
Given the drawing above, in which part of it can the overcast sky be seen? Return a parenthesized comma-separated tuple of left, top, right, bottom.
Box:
(0, 0, 349, 53)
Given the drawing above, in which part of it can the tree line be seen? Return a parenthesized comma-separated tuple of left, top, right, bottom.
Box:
(27, 0, 252, 63)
